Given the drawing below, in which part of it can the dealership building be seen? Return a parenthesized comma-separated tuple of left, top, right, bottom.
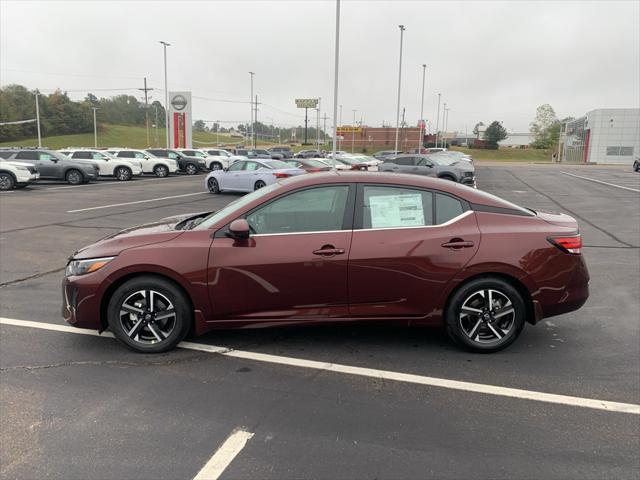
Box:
(561, 108, 639, 164)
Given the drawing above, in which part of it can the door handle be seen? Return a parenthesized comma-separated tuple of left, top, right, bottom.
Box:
(313, 247, 345, 257)
(441, 240, 475, 249)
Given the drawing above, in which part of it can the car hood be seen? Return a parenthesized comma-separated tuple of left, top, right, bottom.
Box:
(71, 212, 211, 259)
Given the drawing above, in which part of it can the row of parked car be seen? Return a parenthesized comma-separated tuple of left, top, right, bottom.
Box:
(204, 150, 476, 194)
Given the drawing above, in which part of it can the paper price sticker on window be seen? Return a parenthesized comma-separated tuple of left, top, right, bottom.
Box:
(369, 194, 425, 228)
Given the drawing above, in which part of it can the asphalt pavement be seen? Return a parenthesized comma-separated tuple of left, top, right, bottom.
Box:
(1, 165, 639, 479)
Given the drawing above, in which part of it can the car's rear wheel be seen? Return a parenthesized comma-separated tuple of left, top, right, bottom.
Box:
(65, 169, 84, 185)
(0, 173, 15, 191)
(254, 180, 266, 190)
(209, 162, 223, 171)
(185, 163, 198, 175)
(445, 277, 525, 353)
(108, 276, 191, 353)
(115, 166, 132, 181)
(207, 177, 220, 194)
(154, 165, 169, 177)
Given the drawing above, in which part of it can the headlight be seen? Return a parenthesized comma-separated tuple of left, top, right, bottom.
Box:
(65, 257, 114, 277)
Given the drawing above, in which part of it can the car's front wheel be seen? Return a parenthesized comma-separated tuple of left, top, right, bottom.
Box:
(209, 162, 223, 171)
(207, 177, 220, 194)
(108, 276, 192, 353)
(0, 172, 15, 191)
(65, 169, 84, 185)
(445, 277, 526, 353)
(115, 166, 132, 181)
(154, 165, 169, 177)
(185, 163, 198, 175)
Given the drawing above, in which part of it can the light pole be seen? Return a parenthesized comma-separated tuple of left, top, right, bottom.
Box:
(331, 0, 341, 159)
(394, 25, 406, 152)
(435, 93, 441, 148)
(338, 104, 343, 150)
(159, 41, 171, 148)
(316, 97, 321, 149)
(418, 64, 426, 152)
(92, 107, 99, 147)
(34, 92, 42, 147)
(443, 106, 449, 148)
(249, 72, 255, 147)
(352, 109, 356, 153)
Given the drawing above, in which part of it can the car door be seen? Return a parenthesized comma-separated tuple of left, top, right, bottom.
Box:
(207, 184, 354, 323)
(348, 184, 481, 319)
(236, 161, 263, 191)
(221, 160, 247, 190)
(415, 157, 437, 176)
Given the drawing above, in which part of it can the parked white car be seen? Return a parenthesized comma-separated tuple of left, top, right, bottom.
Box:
(204, 159, 306, 193)
(336, 154, 382, 171)
(59, 149, 143, 181)
(0, 161, 40, 190)
(200, 148, 247, 170)
(107, 149, 179, 177)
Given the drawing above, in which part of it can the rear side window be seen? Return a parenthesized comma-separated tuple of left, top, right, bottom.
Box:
(0, 151, 15, 159)
(362, 186, 433, 229)
(15, 151, 39, 160)
(118, 151, 134, 158)
(72, 151, 92, 159)
(435, 193, 464, 224)
(388, 157, 413, 166)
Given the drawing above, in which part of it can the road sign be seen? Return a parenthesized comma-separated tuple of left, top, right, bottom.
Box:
(295, 98, 319, 109)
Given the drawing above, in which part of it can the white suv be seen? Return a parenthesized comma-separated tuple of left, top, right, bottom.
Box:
(59, 149, 143, 181)
(107, 149, 179, 177)
(0, 161, 40, 190)
(199, 148, 246, 170)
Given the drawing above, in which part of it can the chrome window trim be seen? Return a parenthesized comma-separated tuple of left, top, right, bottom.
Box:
(355, 210, 473, 232)
(251, 229, 352, 238)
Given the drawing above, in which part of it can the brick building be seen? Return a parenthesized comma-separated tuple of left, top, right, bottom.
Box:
(337, 126, 423, 151)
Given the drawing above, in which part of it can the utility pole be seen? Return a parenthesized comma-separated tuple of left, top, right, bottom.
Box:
(138, 77, 154, 147)
(304, 108, 309, 144)
(159, 41, 171, 148)
(316, 97, 321, 149)
(249, 72, 255, 147)
(401, 107, 406, 151)
(331, 0, 341, 159)
(34, 92, 42, 147)
(418, 64, 426, 152)
(338, 104, 343, 150)
(352, 109, 357, 153)
(322, 113, 328, 146)
(216, 119, 220, 145)
(394, 25, 406, 152)
(154, 105, 159, 146)
(254, 95, 258, 148)
(435, 93, 441, 148)
(92, 107, 99, 147)
(443, 106, 449, 148)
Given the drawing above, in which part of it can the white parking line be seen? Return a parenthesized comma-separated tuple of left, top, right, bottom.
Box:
(560, 171, 640, 193)
(193, 429, 254, 480)
(44, 175, 199, 191)
(1, 317, 639, 415)
(67, 192, 208, 213)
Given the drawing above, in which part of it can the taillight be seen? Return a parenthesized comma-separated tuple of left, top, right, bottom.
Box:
(548, 234, 582, 254)
(308, 168, 322, 173)
(273, 172, 291, 178)
(351, 165, 368, 171)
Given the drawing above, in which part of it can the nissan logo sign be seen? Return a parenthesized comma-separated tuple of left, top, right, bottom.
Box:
(171, 94, 187, 111)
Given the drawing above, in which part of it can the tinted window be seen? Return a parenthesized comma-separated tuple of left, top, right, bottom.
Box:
(362, 186, 433, 229)
(208, 151, 220, 156)
(73, 151, 92, 159)
(15, 151, 39, 160)
(0, 151, 15, 159)
(246, 186, 349, 235)
(118, 151, 134, 158)
(388, 156, 413, 166)
(435, 193, 464, 224)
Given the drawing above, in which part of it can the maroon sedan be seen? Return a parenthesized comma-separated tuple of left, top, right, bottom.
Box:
(62, 172, 589, 353)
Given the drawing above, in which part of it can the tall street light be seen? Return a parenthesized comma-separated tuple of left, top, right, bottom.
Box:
(435, 93, 441, 148)
(316, 97, 321, 149)
(338, 104, 343, 150)
(159, 41, 171, 148)
(444, 106, 450, 147)
(249, 72, 255, 147)
(352, 109, 357, 153)
(92, 107, 99, 148)
(418, 64, 426, 152)
(394, 25, 406, 153)
(34, 92, 42, 147)
(331, 0, 341, 159)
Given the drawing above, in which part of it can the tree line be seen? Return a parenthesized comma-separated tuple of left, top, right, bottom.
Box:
(0, 84, 166, 142)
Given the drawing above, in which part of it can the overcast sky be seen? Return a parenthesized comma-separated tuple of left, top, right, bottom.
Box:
(1, 0, 639, 133)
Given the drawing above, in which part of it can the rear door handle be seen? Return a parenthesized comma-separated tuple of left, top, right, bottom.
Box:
(313, 248, 345, 257)
(441, 240, 475, 249)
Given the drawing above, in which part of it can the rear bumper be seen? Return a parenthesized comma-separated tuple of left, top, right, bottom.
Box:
(535, 255, 590, 320)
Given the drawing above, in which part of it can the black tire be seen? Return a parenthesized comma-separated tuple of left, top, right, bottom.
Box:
(209, 162, 223, 171)
(207, 177, 220, 194)
(65, 169, 84, 185)
(154, 165, 169, 177)
(185, 163, 198, 175)
(108, 275, 192, 353)
(254, 180, 266, 191)
(445, 277, 526, 353)
(0, 172, 15, 191)
(439, 174, 456, 182)
(115, 166, 132, 181)
(15, 184, 28, 189)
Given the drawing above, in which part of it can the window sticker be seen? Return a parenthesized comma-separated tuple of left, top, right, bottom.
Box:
(368, 193, 425, 228)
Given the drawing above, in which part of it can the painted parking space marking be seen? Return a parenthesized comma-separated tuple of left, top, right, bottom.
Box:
(43, 174, 199, 191)
(1, 317, 639, 415)
(193, 429, 254, 480)
(560, 171, 640, 193)
(67, 191, 208, 213)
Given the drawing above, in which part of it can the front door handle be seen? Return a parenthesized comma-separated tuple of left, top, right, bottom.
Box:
(441, 240, 475, 249)
(313, 247, 345, 257)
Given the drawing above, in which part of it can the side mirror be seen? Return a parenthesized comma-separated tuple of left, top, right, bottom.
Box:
(227, 219, 250, 240)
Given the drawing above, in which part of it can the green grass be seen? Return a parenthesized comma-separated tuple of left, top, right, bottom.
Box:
(0, 124, 268, 149)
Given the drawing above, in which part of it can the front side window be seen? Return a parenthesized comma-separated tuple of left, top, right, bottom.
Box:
(133, 152, 147, 158)
(91, 152, 106, 160)
(37, 152, 56, 161)
(246, 186, 350, 235)
(362, 186, 433, 229)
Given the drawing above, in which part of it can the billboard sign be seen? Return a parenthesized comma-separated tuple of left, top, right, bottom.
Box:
(336, 126, 362, 134)
(295, 98, 319, 109)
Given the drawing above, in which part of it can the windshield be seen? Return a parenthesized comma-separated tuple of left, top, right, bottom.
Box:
(264, 159, 290, 169)
(305, 159, 328, 168)
(194, 182, 281, 230)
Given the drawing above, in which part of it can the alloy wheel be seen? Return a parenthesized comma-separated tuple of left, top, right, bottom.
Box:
(118, 290, 177, 345)
(210, 163, 222, 171)
(254, 180, 266, 190)
(207, 177, 219, 193)
(66, 170, 82, 185)
(458, 289, 515, 345)
(0, 173, 14, 191)
(185, 164, 197, 175)
(116, 167, 132, 181)
(154, 165, 168, 177)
